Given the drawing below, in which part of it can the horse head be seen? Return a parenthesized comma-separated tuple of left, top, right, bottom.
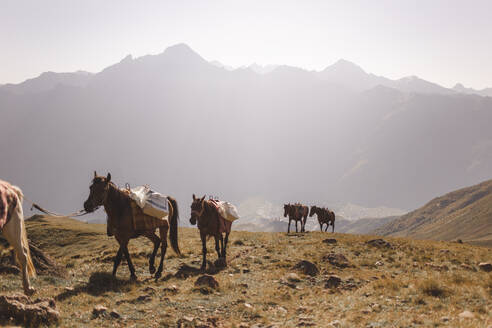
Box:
(190, 194, 205, 225)
(84, 171, 111, 212)
(309, 205, 317, 217)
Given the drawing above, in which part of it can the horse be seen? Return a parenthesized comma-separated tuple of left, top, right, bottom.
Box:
(190, 195, 231, 271)
(284, 203, 309, 233)
(309, 206, 336, 232)
(0, 180, 36, 295)
(83, 172, 180, 281)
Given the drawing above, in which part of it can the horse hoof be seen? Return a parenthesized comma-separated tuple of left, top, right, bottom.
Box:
(24, 287, 36, 296)
(149, 266, 156, 274)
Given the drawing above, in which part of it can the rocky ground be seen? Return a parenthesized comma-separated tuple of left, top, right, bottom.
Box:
(0, 215, 491, 327)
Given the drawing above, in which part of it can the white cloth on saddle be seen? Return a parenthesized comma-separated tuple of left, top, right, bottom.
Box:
(129, 185, 169, 219)
(215, 201, 240, 222)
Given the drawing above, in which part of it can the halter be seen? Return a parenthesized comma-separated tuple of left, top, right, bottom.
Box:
(191, 199, 205, 219)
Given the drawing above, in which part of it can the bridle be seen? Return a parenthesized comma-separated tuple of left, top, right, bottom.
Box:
(191, 199, 205, 219)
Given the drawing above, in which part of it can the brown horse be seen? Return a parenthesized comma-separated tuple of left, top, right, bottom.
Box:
(83, 172, 180, 281)
(190, 195, 230, 271)
(284, 203, 309, 233)
(309, 206, 335, 232)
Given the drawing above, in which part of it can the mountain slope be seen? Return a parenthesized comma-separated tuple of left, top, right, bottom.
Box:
(374, 179, 492, 246)
(1, 71, 92, 94)
(1, 215, 490, 327)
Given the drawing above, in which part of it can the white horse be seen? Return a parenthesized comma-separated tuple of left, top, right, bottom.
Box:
(0, 180, 36, 295)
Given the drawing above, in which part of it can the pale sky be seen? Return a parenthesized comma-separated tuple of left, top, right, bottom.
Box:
(1, 0, 492, 89)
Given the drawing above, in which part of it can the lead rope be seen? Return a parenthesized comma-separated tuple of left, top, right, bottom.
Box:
(23, 195, 95, 218)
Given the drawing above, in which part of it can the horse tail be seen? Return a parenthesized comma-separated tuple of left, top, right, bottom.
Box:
(11, 188, 36, 279)
(20, 217, 36, 278)
(167, 196, 181, 256)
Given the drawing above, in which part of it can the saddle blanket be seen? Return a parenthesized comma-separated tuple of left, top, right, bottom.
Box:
(128, 185, 169, 219)
(0, 180, 18, 230)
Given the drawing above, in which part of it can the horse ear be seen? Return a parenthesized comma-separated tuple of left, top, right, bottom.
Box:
(94, 171, 97, 178)
(106, 173, 111, 182)
(201, 195, 205, 201)
(193, 194, 196, 200)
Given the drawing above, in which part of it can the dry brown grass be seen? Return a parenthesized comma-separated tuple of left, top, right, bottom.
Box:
(0, 215, 490, 327)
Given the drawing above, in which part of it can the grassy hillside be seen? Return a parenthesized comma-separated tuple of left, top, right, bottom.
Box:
(0, 215, 490, 327)
(375, 179, 492, 246)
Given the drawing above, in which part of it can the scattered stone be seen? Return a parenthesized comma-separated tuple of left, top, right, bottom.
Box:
(0, 265, 21, 275)
(92, 304, 107, 317)
(478, 262, 492, 272)
(109, 310, 121, 319)
(458, 310, 474, 319)
(441, 316, 450, 322)
(456, 239, 463, 244)
(293, 260, 319, 276)
(330, 320, 341, 327)
(366, 239, 392, 248)
(286, 273, 301, 283)
(322, 238, 337, 245)
(136, 294, 152, 303)
(162, 285, 179, 295)
(460, 264, 476, 272)
(244, 303, 253, 309)
(322, 253, 351, 268)
(324, 275, 342, 288)
(425, 262, 449, 271)
(375, 261, 384, 267)
(195, 275, 219, 289)
(0, 294, 59, 326)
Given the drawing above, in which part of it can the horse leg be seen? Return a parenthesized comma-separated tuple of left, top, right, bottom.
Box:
(332, 221, 335, 233)
(295, 220, 298, 233)
(2, 218, 35, 296)
(200, 233, 207, 271)
(121, 240, 137, 281)
(155, 226, 168, 281)
(112, 247, 123, 276)
(319, 222, 323, 231)
(214, 235, 221, 259)
(287, 218, 291, 233)
(144, 231, 161, 275)
(222, 232, 229, 259)
(325, 224, 329, 232)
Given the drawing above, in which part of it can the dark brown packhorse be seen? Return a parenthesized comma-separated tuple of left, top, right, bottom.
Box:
(83, 172, 180, 281)
(190, 195, 231, 271)
(284, 203, 309, 233)
(309, 205, 335, 232)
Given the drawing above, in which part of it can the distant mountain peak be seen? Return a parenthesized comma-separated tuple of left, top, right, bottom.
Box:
(326, 59, 366, 74)
(162, 43, 203, 61)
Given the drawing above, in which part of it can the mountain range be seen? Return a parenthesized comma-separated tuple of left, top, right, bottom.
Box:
(1, 43, 491, 222)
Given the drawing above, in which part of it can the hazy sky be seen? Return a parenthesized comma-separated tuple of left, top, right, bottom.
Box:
(1, 0, 492, 88)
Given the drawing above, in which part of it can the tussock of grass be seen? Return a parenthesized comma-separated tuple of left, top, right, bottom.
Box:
(419, 278, 448, 298)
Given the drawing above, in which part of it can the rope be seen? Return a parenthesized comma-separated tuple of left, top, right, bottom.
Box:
(23, 195, 94, 218)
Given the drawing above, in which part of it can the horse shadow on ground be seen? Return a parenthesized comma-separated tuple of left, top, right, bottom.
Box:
(174, 259, 227, 279)
(55, 271, 136, 301)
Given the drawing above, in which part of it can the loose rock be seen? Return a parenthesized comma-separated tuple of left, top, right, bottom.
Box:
(366, 239, 392, 248)
(325, 275, 342, 288)
(322, 238, 337, 245)
(458, 310, 474, 319)
(109, 310, 121, 319)
(293, 260, 319, 276)
(0, 294, 59, 326)
(322, 253, 351, 268)
(286, 273, 301, 283)
(195, 275, 219, 289)
(92, 304, 107, 317)
(478, 262, 492, 272)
